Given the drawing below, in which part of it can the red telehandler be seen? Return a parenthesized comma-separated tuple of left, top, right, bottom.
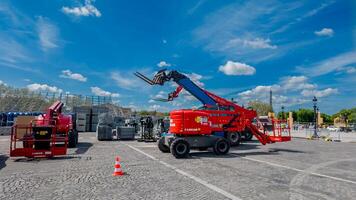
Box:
(10, 101, 78, 158)
(135, 70, 291, 158)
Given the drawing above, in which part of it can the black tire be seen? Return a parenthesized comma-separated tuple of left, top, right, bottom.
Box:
(158, 137, 170, 153)
(68, 130, 76, 148)
(226, 132, 241, 146)
(244, 130, 253, 141)
(213, 138, 230, 155)
(74, 130, 79, 145)
(170, 138, 190, 159)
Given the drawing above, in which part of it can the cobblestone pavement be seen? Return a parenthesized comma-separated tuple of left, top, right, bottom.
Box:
(0, 133, 355, 200)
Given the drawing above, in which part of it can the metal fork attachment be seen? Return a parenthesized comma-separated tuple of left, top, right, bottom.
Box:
(134, 69, 169, 85)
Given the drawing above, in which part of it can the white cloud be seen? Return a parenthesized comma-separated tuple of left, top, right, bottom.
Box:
(27, 83, 63, 93)
(148, 104, 161, 111)
(301, 88, 338, 98)
(238, 85, 281, 100)
(193, 1, 332, 63)
(280, 76, 316, 91)
(185, 72, 205, 87)
(37, 16, 59, 51)
(162, 39, 167, 44)
(237, 74, 338, 108)
(111, 71, 144, 90)
(148, 99, 155, 103)
(157, 61, 171, 67)
(273, 2, 333, 34)
(336, 66, 356, 74)
(314, 28, 334, 37)
(243, 38, 277, 49)
(147, 104, 170, 112)
(112, 69, 155, 92)
(62, 0, 101, 17)
(238, 85, 308, 108)
(60, 69, 87, 82)
(219, 61, 256, 76)
(90, 86, 119, 97)
(153, 91, 166, 99)
(345, 67, 356, 74)
(297, 51, 356, 77)
(0, 37, 31, 64)
(0, 80, 6, 86)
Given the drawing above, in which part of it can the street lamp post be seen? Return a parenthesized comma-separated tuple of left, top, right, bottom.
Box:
(281, 106, 285, 120)
(312, 96, 318, 138)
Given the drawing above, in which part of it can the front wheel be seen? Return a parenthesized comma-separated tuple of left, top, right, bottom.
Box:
(170, 138, 190, 159)
(213, 138, 230, 155)
(158, 137, 170, 153)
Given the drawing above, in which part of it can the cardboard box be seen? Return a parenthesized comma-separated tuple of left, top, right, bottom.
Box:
(14, 116, 36, 138)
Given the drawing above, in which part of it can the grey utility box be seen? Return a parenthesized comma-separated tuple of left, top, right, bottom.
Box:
(96, 124, 113, 141)
(117, 126, 135, 140)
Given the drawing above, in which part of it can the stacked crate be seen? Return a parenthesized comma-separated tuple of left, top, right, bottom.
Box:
(73, 106, 110, 132)
(73, 106, 91, 132)
(91, 106, 109, 132)
(76, 113, 87, 132)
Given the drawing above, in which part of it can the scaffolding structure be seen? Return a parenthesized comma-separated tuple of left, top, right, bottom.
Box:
(0, 89, 116, 113)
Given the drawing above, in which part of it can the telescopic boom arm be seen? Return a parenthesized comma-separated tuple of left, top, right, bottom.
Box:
(135, 70, 217, 106)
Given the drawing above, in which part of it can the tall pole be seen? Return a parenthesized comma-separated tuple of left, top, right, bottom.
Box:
(270, 89, 273, 112)
(281, 106, 285, 120)
(312, 96, 318, 138)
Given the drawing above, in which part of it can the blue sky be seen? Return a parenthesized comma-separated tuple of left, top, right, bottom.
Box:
(0, 0, 355, 114)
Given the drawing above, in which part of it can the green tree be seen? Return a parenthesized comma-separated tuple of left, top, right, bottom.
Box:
(333, 108, 356, 126)
(248, 101, 273, 116)
(276, 110, 297, 120)
(296, 109, 314, 122)
(321, 113, 333, 124)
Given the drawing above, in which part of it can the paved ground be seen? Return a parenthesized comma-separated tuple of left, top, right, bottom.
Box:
(0, 132, 355, 200)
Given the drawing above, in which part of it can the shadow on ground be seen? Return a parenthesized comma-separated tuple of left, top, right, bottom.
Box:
(0, 154, 9, 170)
(231, 143, 261, 151)
(75, 142, 93, 155)
(13, 155, 80, 162)
(267, 148, 306, 154)
(188, 146, 306, 159)
(189, 151, 240, 159)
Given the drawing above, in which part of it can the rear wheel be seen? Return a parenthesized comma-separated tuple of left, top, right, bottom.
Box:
(213, 138, 230, 155)
(227, 132, 241, 146)
(158, 137, 170, 153)
(68, 130, 76, 148)
(244, 130, 253, 141)
(170, 138, 190, 159)
(74, 130, 79, 145)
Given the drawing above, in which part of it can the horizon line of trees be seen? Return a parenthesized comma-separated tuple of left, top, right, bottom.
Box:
(248, 100, 356, 124)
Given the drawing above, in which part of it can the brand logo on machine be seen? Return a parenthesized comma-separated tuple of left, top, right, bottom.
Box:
(195, 116, 208, 124)
(184, 128, 200, 132)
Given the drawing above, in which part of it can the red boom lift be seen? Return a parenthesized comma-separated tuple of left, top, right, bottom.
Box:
(135, 70, 291, 158)
(10, 101, 78, 158)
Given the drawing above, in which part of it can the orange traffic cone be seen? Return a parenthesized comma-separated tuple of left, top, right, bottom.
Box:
(112, 156, 124, 176)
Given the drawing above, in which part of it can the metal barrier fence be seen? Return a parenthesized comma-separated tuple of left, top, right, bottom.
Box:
(0, 90, 116, 113)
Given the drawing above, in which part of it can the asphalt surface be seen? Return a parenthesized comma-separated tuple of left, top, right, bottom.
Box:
(0, 133, 355, 200)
